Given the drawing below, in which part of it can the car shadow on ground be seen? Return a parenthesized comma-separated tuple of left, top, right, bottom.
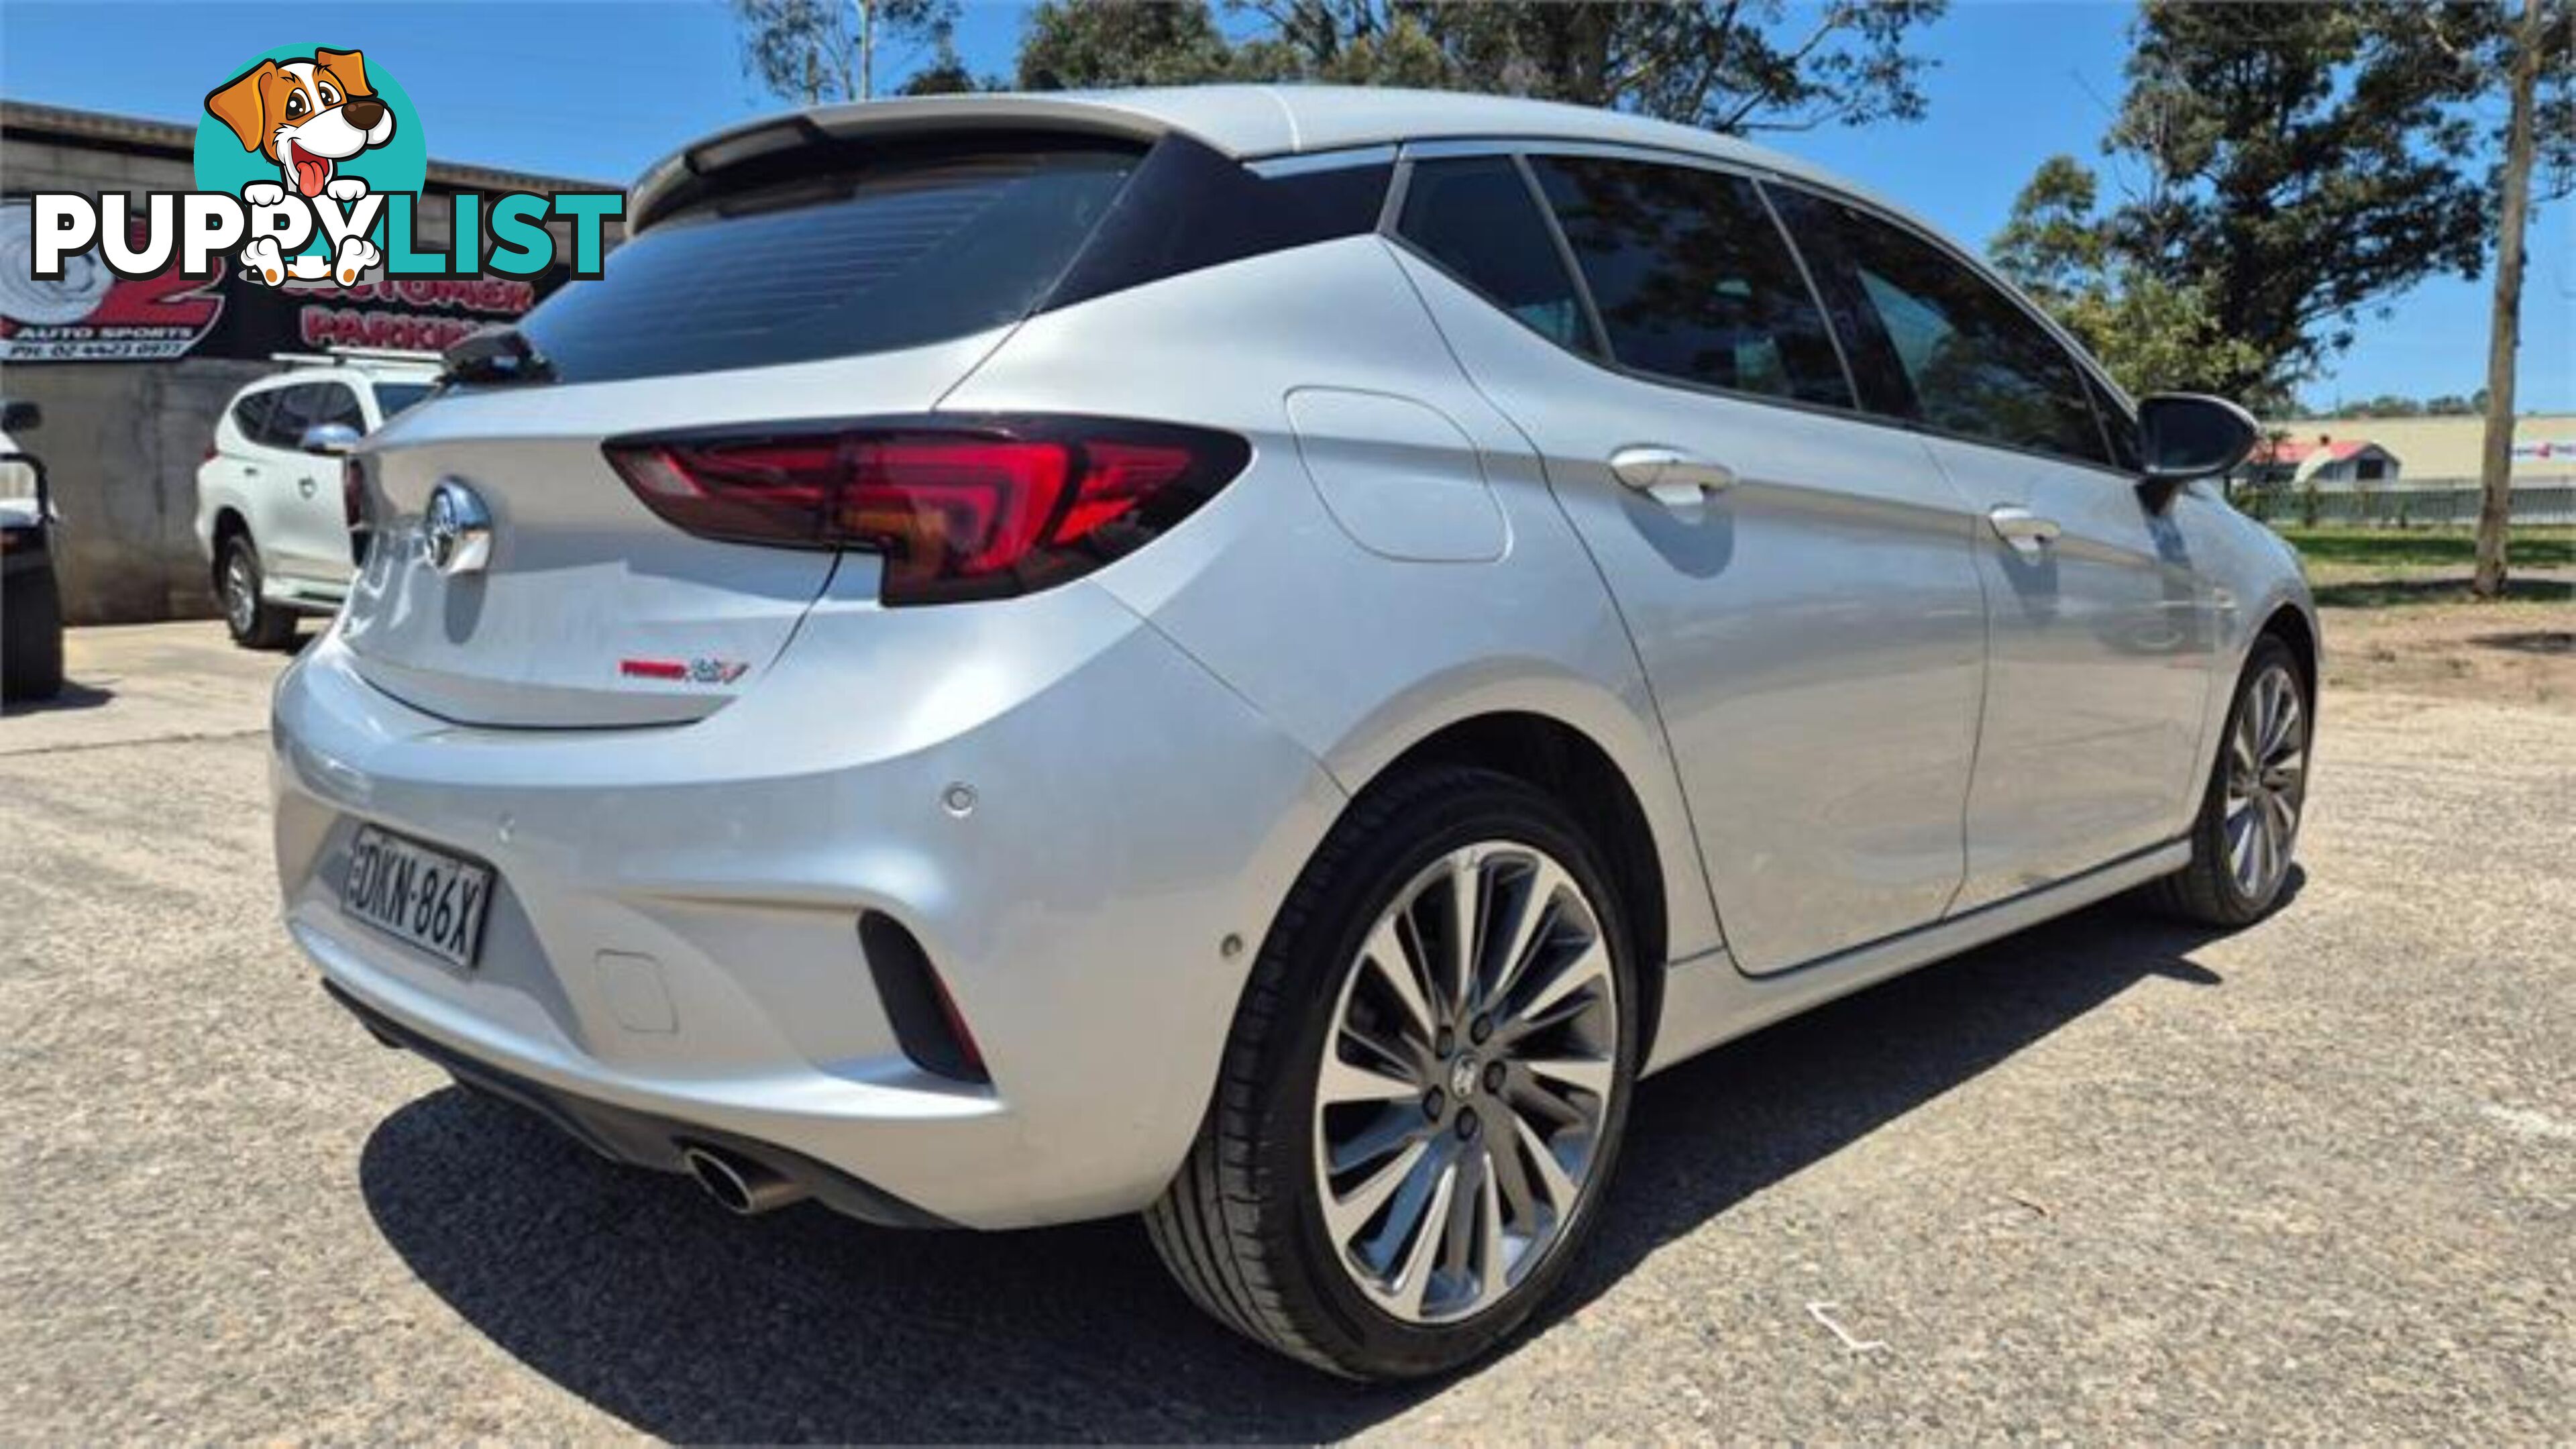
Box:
(0, 680, 113, 717)
(359, 881, 2286, 1443)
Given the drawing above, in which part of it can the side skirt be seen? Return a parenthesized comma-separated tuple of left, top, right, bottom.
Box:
(1642, 838, 2190, 1076)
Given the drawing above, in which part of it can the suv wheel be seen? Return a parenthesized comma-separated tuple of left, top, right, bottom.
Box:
(219, 533, 297, 650)
(1148, 766, 1639, 1379)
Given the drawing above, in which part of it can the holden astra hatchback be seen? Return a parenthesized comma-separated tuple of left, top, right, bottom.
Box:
(276, 87, 2316, 1379)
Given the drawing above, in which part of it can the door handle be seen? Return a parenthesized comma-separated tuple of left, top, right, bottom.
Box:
(1988, 504, 2061, 557)
(297, 478, 317, 498)
(242, 464, 261, 477)
(1611, 445, 1735, 508)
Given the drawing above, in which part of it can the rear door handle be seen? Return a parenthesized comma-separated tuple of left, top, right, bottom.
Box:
(1988, 504, 2061, 557)
(1611, 445, 1735, 508)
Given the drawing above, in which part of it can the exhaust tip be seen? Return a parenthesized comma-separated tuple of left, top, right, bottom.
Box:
(680, 1144, 808, 1216)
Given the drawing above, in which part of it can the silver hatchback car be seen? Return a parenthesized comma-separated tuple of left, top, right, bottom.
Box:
(276, 86, 2316, 1379)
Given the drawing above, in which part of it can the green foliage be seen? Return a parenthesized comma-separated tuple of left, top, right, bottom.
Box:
(1015, 1, 1949, 134)
(1016, 0, 1234, 88)
(1990, 154, 2268, 400)
(733, 0, 967, 102)
(2273, 526, 2575, 570)
(1994, 1, 2574, 404)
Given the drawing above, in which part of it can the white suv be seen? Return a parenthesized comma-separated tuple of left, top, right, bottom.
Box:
(196, 352, 438, 648)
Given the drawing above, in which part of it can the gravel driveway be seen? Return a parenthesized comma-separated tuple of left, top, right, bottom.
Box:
(3, 623, 2569, 1441)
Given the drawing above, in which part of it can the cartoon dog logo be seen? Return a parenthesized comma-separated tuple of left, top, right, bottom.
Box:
(204, 48, 391, 286)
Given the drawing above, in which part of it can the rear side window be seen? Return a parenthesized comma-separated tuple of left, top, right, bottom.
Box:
(372, 382, 433, 421)
(1781, 194, 2110, 465)
(1529, 156, 1852, 409)
(517, 146, 1142, 384)
(305, 382, 364, 433)
(231, 390, 282, 448)
(242, 387, 317, 449)
(1044, 137, 1390, 311)
(1393, 156, 1592, 352)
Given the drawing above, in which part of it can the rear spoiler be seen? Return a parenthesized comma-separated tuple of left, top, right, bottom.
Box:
(627, 96, 1206, 235)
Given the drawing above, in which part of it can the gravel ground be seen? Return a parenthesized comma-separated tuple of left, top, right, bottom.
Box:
(3, 622, 2571, 1442)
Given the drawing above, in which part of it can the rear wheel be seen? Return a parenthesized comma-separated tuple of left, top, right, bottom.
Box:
(2149, 633, 2310, 925)
(1, 555, 64, 702)
(1147, 767, 1639, 1379)
(219, 533, 297, 650)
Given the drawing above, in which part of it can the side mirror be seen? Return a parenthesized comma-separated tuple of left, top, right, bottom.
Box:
(1, 400, 41, 433)
(2136, 393, 2258, 510)
(300, 422, 362, 456)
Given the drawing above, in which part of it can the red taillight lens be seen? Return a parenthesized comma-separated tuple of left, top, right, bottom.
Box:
(604, 418, 1248, 605)
(341, 458, 366, 530)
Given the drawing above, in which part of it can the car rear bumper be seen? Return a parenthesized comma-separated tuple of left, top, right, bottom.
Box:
(270, 588, 1344, 1229)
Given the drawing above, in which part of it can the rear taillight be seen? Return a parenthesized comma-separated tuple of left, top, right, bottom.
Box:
(341, 458, 366, 529)
(603, 417, 1248, 606)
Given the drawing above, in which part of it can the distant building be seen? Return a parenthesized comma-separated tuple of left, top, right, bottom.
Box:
(2259, 413, 2576, 489)
(2246, 436, 2402, 488)
(2246, 413, 2576, 525)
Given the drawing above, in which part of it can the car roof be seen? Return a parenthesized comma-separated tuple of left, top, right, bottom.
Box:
(633, 85, 1929, 237)
(240, 363, 440, 394)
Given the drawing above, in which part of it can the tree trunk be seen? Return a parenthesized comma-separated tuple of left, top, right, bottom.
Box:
(2473, 0, 2544, 600)
(859, 0, 875, 101)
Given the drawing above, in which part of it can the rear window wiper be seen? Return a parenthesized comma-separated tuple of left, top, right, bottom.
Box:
(442, 326, 555, 386)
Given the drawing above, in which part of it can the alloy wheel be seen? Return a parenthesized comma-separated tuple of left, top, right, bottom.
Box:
(1309, 841, 1619, 1324)
(223, 547, 258, 636)
(2224, 661, 2306, 901)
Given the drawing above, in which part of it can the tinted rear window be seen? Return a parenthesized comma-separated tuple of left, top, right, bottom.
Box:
(517, 146, 1140, 384)
(1395, 156, 1593, 353)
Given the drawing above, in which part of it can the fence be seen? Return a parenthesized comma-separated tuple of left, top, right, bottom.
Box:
(2232, 478, 2576, 529)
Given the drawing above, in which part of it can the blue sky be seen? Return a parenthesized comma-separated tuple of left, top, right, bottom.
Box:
(5, 0, 2565, 411)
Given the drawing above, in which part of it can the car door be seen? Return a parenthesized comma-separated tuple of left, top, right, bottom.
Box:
(260, 380, 361, 583)
(1770, 189, 2221, 908)
(1386, 149, 1989, 975)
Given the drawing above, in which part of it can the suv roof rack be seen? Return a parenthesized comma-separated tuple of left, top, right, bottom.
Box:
(268, 347, 444, 368)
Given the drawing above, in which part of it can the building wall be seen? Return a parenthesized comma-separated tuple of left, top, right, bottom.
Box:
(2269, 413, 2576, 484)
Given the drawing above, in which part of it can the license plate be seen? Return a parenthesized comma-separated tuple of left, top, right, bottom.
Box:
(342, 825, 492, 969)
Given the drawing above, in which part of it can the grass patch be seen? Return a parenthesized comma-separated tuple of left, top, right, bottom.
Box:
(2275, 525, 2576, 570)
(2312, 576, 2574, 609)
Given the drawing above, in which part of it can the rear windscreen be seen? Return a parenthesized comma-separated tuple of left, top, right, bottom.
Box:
(516, 146, 1142, 384)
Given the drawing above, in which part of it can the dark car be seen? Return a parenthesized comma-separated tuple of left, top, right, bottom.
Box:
(1, 398, 63, 703)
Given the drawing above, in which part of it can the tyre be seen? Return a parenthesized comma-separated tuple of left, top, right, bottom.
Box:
(1147, 766, 1640, 1379)
(218, 533, 298, 650)
(2147, 633, 2310, 926)
(1, 559, 64, 702)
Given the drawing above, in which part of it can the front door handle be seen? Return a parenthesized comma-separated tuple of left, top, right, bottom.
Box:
(297, 477, 318, 498)
(1611, 445, 1735, 508)
(1988, 504, 2061, 557)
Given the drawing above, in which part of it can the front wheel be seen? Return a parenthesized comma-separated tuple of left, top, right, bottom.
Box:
(1147, 767, 1639, 1379)
(218, 533, 297, 651)
(2148, 633, 2310, 925)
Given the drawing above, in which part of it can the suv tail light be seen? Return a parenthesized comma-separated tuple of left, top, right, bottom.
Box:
(604, 417, 1250, 606)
